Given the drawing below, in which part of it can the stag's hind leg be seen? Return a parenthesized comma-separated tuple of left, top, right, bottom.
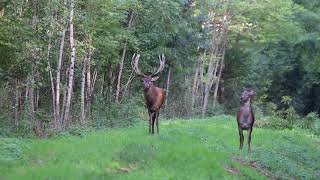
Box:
(155, 111, 160, 134)
(238, 127, 244, 150)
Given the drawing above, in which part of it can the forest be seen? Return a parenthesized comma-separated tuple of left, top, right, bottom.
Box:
(1, 0, 320, 136)
(0, 0, 320, 179)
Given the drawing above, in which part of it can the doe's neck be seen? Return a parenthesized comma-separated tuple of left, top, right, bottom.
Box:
(241, 98, 252, 108)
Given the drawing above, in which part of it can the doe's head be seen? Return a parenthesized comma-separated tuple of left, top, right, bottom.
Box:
(240, 88, 256, 103)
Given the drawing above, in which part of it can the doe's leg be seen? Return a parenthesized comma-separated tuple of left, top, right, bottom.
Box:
(238, 127, 244, 150)
(248, 127, 253, 152)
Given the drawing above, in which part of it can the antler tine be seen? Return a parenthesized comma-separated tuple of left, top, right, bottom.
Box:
(152, 54, 165, 76)
(131, 53, 146, 76)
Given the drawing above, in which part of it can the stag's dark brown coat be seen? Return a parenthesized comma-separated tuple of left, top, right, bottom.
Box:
(132, 53, 166, 134)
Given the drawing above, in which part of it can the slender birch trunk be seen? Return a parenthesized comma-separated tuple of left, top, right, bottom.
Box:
(202, 54, 216, 117)
(192, 67, 199, 108)
(80, 56, 86, 123)
(115, 42, 127, 103)
(199, 51, 206, 105)
(63, 0, 76, 124)
(60, 71, 68, 126)
(213, 45, 226, 106)
(47, 44, 56, 124)
(201, 12, 229, 117)
(29, 10, 37, 121)
(85, 51, 96, 119)
(55, 29, 65, 129)
(14, 78, 20, 123)
(115, 11, 135, 103)
(165, 67, 172, 107)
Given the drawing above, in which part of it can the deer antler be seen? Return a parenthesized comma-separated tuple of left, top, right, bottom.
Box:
(131, 53, 146, 77)
(151, 54, 165, 77)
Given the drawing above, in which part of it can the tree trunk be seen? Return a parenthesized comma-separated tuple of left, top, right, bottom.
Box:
(201, 12, 230, 117)
(213, 45, 226, 107)
(202, 54, 216, 117)
(165, 67, 172, 107)
(108, 70, 116, 102)
(29, 64, 35, 121)
(192, 62, 200, 109)
(86, 69, 97, 117)
(119, 71, 134, 103)
(47, 42, 56, 125)
(14, 78, 20, 123)
(115, 11, 135, 103)
(202, 88, 209, 117)
(35, 89, 39, 111)
(55, 29, 65, 129)
(63, 0, 76, 125)
(80, 56, 86, 123)
(115, 42, 127, 103)
(60, 71, 68, 127)
(85, 51, 95, 119)
(28, 10, 37, 121)
(199, 51, 206, 105)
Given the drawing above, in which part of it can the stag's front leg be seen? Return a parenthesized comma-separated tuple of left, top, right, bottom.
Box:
(148, 110, 152, 134)
(151, 112, 156, 134)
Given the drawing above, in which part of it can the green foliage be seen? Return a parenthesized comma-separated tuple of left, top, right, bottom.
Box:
(1, 0, 320, 137)
(297, 112, 320, 135)
(91, 96, 146, 129)
(0, 139, 25, 163)
(207, 103, 226, 117)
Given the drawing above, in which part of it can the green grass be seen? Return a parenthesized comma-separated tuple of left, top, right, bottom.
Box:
(1, 115, 320, 179)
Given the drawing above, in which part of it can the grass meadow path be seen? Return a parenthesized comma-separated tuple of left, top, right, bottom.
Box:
(1, 116, 320, 179)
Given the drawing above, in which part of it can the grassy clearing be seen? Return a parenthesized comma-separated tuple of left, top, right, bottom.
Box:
(1, 116, 320, 179)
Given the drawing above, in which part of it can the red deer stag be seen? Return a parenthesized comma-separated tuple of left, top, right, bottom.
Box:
(237, 88, 256, 152)
(131, 53, 166, 134)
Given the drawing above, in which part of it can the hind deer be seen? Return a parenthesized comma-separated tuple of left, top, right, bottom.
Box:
(237, 88, 256, 152)
(131, 53, 166, 134)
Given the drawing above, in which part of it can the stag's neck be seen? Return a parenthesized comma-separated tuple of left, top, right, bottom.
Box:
(144, 84, 155, 92)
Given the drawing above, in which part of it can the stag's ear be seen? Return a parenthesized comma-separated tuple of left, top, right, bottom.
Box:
(151, 76, 160, 81)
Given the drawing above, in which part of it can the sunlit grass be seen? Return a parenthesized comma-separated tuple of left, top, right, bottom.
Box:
(0, 116, 319, 179)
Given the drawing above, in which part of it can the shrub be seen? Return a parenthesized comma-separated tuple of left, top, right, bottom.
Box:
(296, 112, 320, 135)
(0, 139, 25, 163)
(207, 103, 226, 117)
(268, 116, 292, 129)
(91, 96, 146, 129)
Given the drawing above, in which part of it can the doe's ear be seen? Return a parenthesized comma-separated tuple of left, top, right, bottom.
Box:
(251, 90, 257, 96)
(151, 76, 160, 81)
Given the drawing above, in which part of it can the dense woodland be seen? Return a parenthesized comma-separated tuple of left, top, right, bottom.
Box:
(0, 0, 320, 137)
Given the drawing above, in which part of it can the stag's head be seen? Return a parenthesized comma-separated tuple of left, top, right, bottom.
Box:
(131, 53, 165, 89)
(240, 88, 256, 104)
